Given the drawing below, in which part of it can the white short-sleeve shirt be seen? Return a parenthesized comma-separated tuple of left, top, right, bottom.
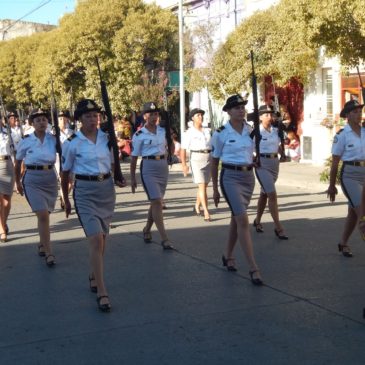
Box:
(331, 124, 365, 161)
(181, 126, 211, 151)
(62, 130, 112, 175)
(16, 132, 56, 165)
(0, 129, 12, 156)
(131, 126, 167, 157)
(259, 125, 281, 154)
(211, 121, 254, 165)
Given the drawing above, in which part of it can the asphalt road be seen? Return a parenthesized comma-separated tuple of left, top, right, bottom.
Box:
(1, 162, 364, 365)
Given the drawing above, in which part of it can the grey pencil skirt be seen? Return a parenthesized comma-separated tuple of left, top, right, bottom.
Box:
(220, 167, 255, 216)
(190, 152, 211, 184)
(140, 159, 168, 200)
(22, 169, 58, 212)
(0, 159, 14, 196)
(340, 164, 365, 208)
(73, 176, 116, 237)
(255, 157, 279, 194)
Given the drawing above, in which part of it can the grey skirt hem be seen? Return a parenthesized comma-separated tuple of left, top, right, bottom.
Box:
(73, 177, 116, 237)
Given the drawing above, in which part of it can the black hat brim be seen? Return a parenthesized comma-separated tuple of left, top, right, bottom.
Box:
(142, 108, 160, 114)
(340, 104, 364, 118)
(74, 107, 101, 121)
(222, 100, 248, 112)
(189, 109, 205, 119)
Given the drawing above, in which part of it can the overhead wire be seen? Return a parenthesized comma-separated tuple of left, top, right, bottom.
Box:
(0, 0, 52, 33)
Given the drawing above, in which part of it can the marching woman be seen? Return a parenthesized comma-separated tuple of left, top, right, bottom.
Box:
(130, 102, 174, 250)
(56, 110, 74, 210)
(211, 95, 263, 285)
(61, 99, 124, 312)
(327, 99, 365, 257)
(181, 108, 212, 221)
(15, 108, 58, 266)
(253, 105, 288, 239)
(0, 124, 15, 242)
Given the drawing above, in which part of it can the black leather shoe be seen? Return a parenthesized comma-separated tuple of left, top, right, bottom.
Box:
(249, 270, 263, 286)
(161, 240, 174, 250)
(222, 255, 237, 271)
(45, 254, 56, 267)
(193, 207, 201, 216)
(97, 295, 111, 312)
(89, 275, 97, 293)
(274, 229, 288, 240)
(253, 219, 264, 233)
(338, 243, 353, 257)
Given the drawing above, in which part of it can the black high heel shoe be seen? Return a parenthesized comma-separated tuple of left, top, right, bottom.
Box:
(89, 275, 97, 293)
(253, 219, 264, 233)
(193, 207, 201, 216)
(97, 295, 111, 312)
(222, 255, 237, 272)
(338, 243, 353, 257)
(274, 229, 288, 240)
(249, 270, 263, 286)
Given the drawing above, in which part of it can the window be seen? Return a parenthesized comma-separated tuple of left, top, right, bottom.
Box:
(322, 68, 333, 120)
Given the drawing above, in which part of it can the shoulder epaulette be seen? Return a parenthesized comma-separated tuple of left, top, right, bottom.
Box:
(22, 134, 30, 139)
(336, 128, 344, 135)
(216, 126, 225, 133)
(67, 134, 77, 142)
(135, 130, 143, 136)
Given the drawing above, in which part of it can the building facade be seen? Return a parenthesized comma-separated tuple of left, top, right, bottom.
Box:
(148, 1, 361, 165)
(0, 19, 54, 41)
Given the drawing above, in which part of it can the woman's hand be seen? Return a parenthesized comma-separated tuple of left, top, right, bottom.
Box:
(182, 164, 189, 177)
(213, 189, 220, 207)
(327, 185, 338, 202)
(115, 176, 127, 188)
(64, 199, 72, 218)
(359, 216, 365, 241)
(15, 181, 23, 196)
(131, 177, 137, 193)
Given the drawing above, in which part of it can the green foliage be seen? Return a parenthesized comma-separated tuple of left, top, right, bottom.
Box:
(0, 0, 178, 114)
(319, 157, 343, 184)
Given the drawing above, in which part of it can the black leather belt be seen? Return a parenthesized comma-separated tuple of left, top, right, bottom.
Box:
(0, 155, 10, 161)
(260, 153, 278, 158)
(344, 161, 365, 167)
(190, 149, 212, 153)
(222, 163, 252, 171)
(142, 155, 165, 160)
(75, 173, 111, 181)
(26, 165, 54, 170)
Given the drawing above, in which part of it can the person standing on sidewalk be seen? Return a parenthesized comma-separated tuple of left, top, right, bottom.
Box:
(211, 95, 263, 285)
(130, 102, 174, 250)
(0, 122, 15, 242)
(327, 100, 365, 257)
(15, 108, 58, 266)
(253, 105, 288, 240)
(61, 99, 124, 312)
(180, 108, 212, 221)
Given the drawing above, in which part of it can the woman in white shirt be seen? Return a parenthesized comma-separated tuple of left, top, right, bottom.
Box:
(181, 108, 212, 221)
(327, 99, 365, 257)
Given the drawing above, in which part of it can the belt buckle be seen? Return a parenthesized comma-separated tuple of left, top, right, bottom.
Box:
(155, 156, 161, 161)
(97, 174, 104, 182)
(360, 161, 365, 167)
(42, 165, 47, 170)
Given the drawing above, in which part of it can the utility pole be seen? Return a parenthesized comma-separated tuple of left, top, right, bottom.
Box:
(178, 0, 185, 135)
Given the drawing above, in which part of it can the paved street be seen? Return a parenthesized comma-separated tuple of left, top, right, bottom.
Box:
(1, 162, 365, 365)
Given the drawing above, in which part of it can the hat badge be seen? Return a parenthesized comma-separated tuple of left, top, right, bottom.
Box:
(150, 103, 156, 110)
(87, 101, 94, 109)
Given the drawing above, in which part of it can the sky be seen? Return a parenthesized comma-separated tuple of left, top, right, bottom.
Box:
(0, 0, 76, 25)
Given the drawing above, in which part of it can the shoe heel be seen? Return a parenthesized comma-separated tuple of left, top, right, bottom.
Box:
(222, 255, 227, 267)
